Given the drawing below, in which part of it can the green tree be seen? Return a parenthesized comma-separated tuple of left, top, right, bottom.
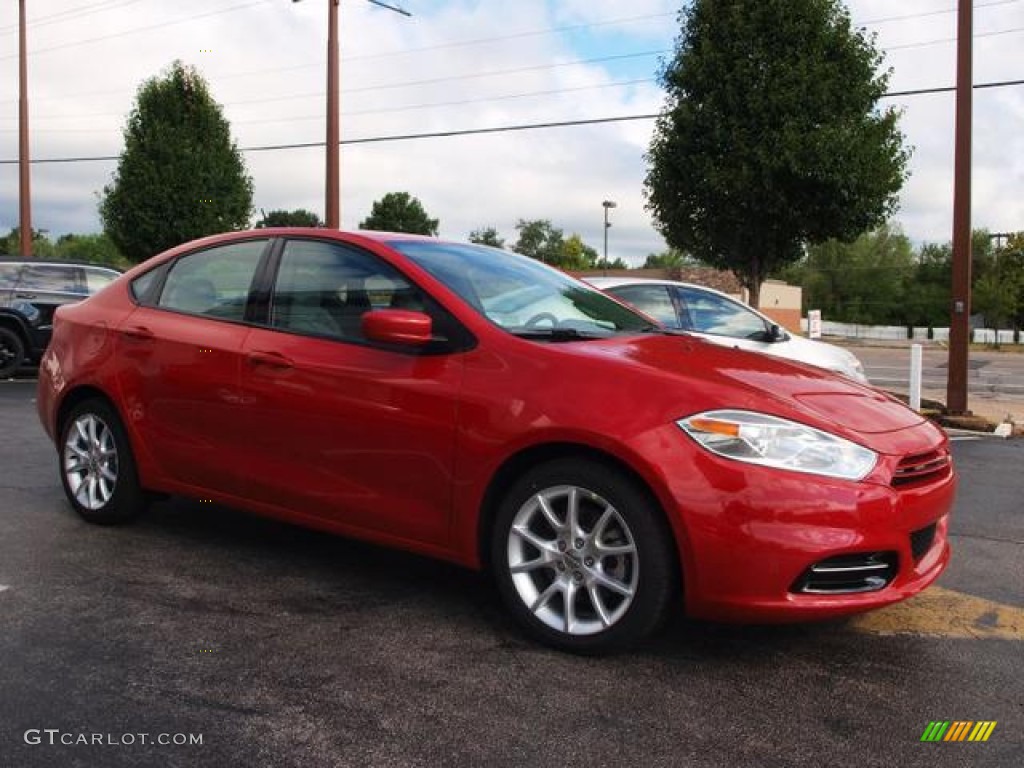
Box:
(359, 192, 438, 235)
(513, 219, 564, 265)
(645, 0, 909, 307)
(99, 61, 252, 264)
(797, 224, 914, 325)
(1, 228, 56, 258)
(643, 249, 691, 269)
(468, 227, 506, 248)
(54, 233, 126, 268)
(974, 233, 1024, 343)
(255, 208, 323, 228)
(903, 243, 952, 328)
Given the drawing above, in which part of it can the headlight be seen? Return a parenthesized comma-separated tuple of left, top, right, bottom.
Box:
(677, 410, 877, 481)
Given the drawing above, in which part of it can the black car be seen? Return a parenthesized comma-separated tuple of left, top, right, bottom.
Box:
(0, 258, 121, 377)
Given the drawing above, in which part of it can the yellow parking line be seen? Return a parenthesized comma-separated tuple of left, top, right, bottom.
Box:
(848, 587, 1024, 639)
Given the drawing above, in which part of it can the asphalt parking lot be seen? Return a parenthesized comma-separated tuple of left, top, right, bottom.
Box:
(1, 377, 1021, 768)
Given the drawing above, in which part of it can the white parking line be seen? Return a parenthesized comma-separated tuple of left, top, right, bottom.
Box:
(0, 585, 9, 593)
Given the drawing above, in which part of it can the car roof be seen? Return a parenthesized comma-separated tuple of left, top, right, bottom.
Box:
(0, 256, 122, 272)
(584, 275, 741, 302)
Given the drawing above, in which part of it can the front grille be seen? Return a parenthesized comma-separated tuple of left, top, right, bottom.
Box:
(892, 449, 952, 488)
(791, 552, 898, 595)
(910, 523, 938, 561)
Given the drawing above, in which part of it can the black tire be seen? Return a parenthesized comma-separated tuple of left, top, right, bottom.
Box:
(491, 457, 677, 654)
(59, 398, 148, 525)
(0, 326, 25, 378)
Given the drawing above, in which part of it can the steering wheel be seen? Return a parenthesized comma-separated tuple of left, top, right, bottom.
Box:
(524, 312, 559, 329)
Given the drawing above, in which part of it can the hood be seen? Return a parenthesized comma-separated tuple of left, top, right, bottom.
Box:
(572, 333, 926, 443)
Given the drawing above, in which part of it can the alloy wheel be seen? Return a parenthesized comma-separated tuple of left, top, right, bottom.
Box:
(506, 484, 639, 636)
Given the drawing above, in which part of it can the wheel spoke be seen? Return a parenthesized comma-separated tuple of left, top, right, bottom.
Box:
(592, 506, 615, 541)
(510, 557, 552, 574)
(596, 542, 636, 557)
(512, 524, 557, 555)
(588, 585, 612, 628)
(566, 487, 581, 540)
(591, 568, 634, 597)
(537, 494, 563, 532)
(564, 580, 578, 634)
(530, 580, 561, 614)
(65, 456, 89, 474)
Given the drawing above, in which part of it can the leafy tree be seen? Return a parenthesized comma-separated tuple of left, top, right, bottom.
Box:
(512, 220, 605, 269)
(1, 228, 56, 258)
(99, 61, 253, 264)
(513, 219, 564, 264)
(643, 249, 691, 269)
(645, 0, 909, 307)
(796, 224, 914, 325)
(255, 209, 323, 228)
(903, 243, 952, 328)
(469, 227, 506, 248)
(359, 192, 438, 235)
(559, 234, 601, 271)
(974, 233, 1024, 342)
(54, 233, 126, 268)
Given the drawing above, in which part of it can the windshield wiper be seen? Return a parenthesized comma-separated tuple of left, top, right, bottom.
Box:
(510, 327, 605, 342)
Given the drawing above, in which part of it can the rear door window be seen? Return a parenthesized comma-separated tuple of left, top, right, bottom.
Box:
(157, 240, 267, 321)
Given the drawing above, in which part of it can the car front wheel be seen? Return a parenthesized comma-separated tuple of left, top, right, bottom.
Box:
(60, 399, 147, 525)
(492, 458, 677, 653)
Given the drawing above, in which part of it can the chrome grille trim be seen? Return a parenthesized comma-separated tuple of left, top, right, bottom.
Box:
(791, 552, 898, 595)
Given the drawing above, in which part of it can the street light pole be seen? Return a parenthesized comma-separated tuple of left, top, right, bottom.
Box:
(18, 0, 33, 256)
(602, 200, 617, 274)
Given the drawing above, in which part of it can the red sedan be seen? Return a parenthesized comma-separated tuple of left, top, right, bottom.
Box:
(37, 230, 954, 652)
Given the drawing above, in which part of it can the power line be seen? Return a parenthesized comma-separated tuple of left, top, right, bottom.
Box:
(4, 76, 1024, 165)
(0, 0, 275, 59)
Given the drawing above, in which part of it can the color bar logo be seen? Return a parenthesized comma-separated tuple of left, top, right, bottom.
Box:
(921, 721, 997, 742)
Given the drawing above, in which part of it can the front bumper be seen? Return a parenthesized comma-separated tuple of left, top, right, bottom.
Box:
(638, 424, 956, 623)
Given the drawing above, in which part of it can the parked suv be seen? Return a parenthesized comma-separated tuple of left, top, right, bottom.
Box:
(0, 257, 121, 376)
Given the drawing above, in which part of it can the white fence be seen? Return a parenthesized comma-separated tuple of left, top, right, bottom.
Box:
(799, 319, 1021, 344)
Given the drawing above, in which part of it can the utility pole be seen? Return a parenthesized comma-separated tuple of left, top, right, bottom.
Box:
(18, 0, 33, 257)
(293, 1, 409, 230)
(947, 0, 972, 415)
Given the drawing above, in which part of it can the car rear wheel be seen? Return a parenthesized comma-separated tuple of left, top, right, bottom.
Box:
(492, 458, 676, 653)
(60, 399, 147, 525)
(0, 327, 25, 378)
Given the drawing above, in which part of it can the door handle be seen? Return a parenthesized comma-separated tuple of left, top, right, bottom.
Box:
(15, 292, 37, 299)
(121, 325, 155, 342)
(247, 350, 294, 370)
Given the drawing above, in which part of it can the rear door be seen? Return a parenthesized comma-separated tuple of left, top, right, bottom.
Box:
(118, 238, 269, 495)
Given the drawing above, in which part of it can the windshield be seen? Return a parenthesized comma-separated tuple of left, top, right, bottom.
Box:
(390, 241, 651, 338)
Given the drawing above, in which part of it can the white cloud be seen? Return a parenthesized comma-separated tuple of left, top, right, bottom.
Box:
(1, 0, 1022, 264)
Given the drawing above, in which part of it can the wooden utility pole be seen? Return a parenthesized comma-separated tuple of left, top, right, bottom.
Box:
(19, 0, 33, 256)
(947, 0, 973, 415)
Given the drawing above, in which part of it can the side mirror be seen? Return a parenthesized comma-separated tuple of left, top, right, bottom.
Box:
(361, 309, 433, 347)
(767, 323, 785, 342)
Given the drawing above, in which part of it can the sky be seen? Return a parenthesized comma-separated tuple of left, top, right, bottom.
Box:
(0, 0, 1022, 265)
